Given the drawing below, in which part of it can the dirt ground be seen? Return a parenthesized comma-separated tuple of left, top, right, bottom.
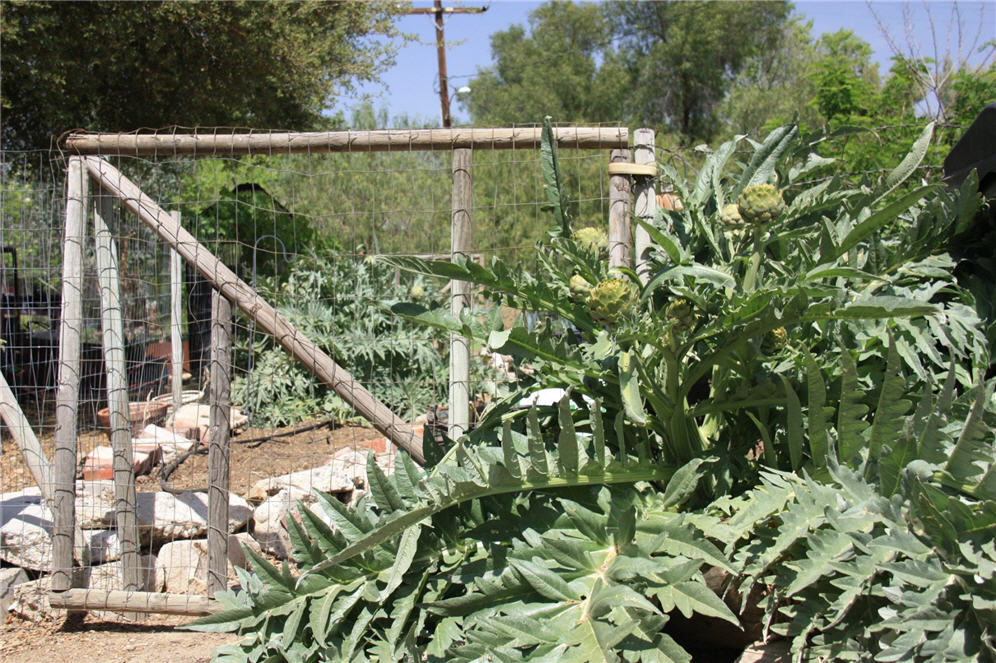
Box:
(1, 411, 383, 661)
(0, 613, 239, 663)
(1, 414, 384, 497)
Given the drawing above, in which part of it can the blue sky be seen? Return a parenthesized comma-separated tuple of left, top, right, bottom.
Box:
(336, 0, 995, 126)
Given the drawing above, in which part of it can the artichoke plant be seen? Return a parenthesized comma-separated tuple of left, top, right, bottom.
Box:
(719, 202, 743, 226)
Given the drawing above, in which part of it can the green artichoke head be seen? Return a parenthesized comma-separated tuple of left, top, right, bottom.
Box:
(719, 203, 743, 227)
(737, 184, 785, 226)
(569, 274, 593, 300)
(573, 226, 608, 254)
(665, 297, 696, 332)
(586, 277, 638, 325)
(761, 326, 788, 354)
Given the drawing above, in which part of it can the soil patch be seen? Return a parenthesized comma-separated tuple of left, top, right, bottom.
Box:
(0, 613, 238, 663)
(139, 420, 384, 497)
(2, 415, 383, 499)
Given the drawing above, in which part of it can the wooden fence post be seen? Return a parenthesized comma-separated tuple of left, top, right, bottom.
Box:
(93, 193, 142, 594)
(170, 211, 184, 412)
(608, 148, 632, 270)
(449, 147, 472, 439)
(633, 129, 658, 285)
(52, 157, 87, 593)
(207, 290, 232, 597)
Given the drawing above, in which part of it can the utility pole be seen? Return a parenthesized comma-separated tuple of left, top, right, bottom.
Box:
(406, 1, 488, 128)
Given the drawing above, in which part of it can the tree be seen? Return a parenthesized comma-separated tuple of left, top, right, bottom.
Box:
(720, 17, 822, 136)
(0, 1, 401, 150)
(808, 29, 881, 121)
(609, 0, 791, 142)
(464, 1, 629, 126)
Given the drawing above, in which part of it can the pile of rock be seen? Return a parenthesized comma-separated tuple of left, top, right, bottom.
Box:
(1, 436, 403, 622)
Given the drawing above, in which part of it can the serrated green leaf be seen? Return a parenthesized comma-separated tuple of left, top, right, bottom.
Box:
(379, 524, 421, 602)
(659, 458, 708, 509)
(511, 558, 577, 602)
(367, 453, 404, 513)
(558, 396, 579, 475)
(651, 580, 739, 626)
(781, 376, 804, 471)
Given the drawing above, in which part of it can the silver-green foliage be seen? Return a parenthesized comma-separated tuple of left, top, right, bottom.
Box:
(388, 122, 988, 488)
(187, 400, 740, 662)
(718, 353, 996, 661)
(231, 251, 449, 426)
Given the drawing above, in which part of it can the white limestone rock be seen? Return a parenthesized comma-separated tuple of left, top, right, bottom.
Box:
(1, 486, 43, 525)
(156, 533, 259, 594)
(248, 463, 356, 504)
(0, 500, 131, 569)
(76, 480, 118, 529)
(138, 424, 195, 463)
(76, 554, 162, 592)
(0, 502, 54, 570)
(78, 490, 252, 543)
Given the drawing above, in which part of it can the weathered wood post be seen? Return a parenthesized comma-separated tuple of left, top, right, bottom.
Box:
(207, 290, 232, 597)
(170, 211, 184, 412)
(449, 147, 472, 439)
(93, 192, 142, 594)
(608, 148, 632, 270)
(633, 129, 658, 284)
(52, 156, 87, 594)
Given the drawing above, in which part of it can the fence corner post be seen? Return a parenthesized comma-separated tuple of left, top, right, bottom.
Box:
(52, 156, 87, 595)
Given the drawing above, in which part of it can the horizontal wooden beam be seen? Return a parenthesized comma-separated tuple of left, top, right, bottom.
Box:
(63, 127, 629, 156)
(49, 589, 220, 616)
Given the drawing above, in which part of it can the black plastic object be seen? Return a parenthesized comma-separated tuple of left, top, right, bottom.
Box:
(944, 103, 996, 198)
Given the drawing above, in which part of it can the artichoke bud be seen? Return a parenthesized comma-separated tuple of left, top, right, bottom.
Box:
(409, 284, 426, 299)
(719, 203, 743, 227)
(569, 274, 593, 300)
(737, 184, 785, 226)
(761, 326, 788, 354)
(572, 226, 608, 254)
(586, 278, 638, 325)
(665, 298, 696, 332)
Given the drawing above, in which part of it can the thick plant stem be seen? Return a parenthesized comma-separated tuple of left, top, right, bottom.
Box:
(743, 227, 765, 292)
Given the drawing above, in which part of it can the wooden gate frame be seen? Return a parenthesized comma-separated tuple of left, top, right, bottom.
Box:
(44, 126, 646, 615)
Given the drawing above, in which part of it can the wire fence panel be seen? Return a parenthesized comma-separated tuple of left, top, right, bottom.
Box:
(0, 127, 618, 617)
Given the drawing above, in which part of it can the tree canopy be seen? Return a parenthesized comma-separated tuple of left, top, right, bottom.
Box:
(608, 0, 791, 141)
(0, 0, 400, 150)
(463, 0, 993, 157)
(464, 2, 628, 126)
(464, 0, 792, 142)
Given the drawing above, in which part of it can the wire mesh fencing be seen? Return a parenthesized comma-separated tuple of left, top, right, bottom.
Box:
(0, 126, 622, 617)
